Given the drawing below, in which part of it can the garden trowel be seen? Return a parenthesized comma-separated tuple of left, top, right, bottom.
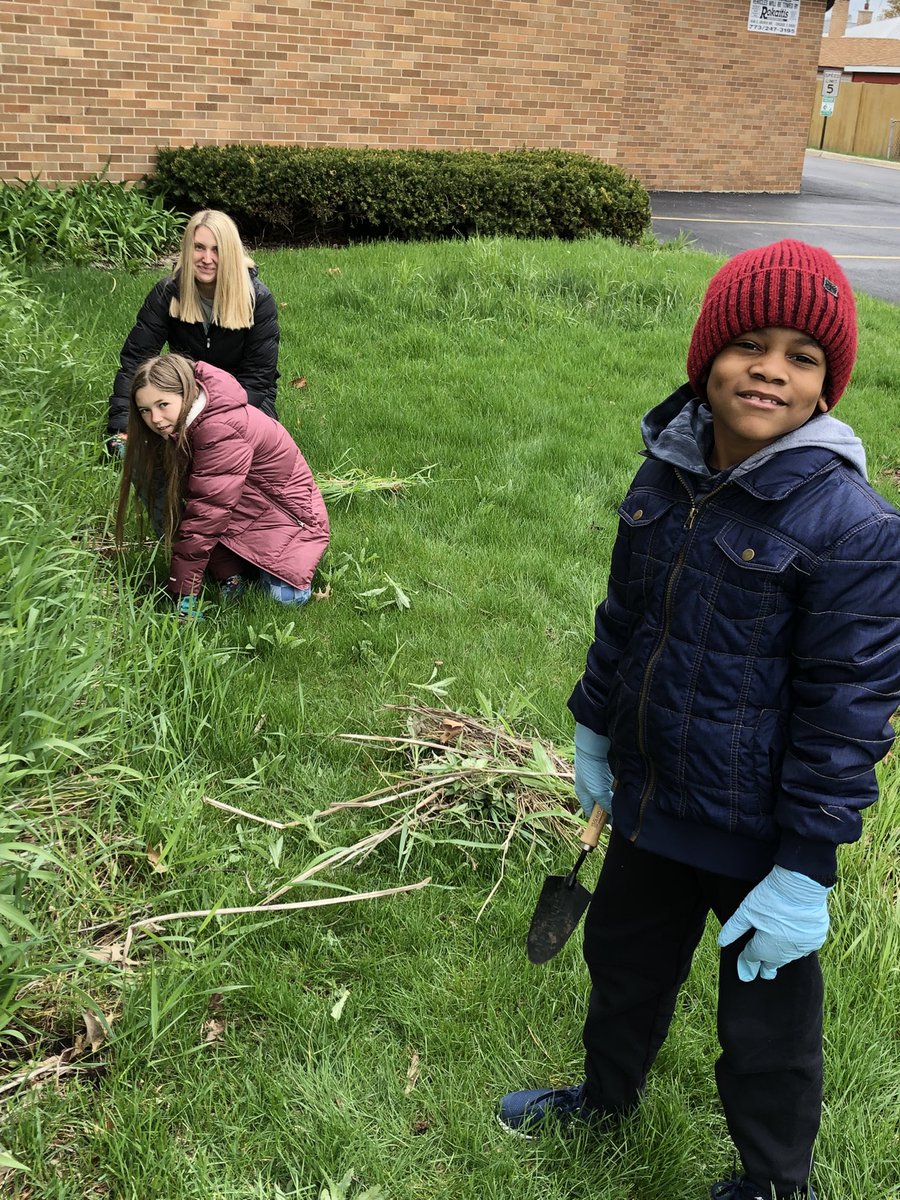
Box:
(526, 805, 608, 964)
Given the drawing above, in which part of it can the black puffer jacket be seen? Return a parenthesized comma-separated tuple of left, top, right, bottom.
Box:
(107, 271, 280, 433)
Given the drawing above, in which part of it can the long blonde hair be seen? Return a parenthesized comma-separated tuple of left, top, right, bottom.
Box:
(115, 354, 200, 551)
(170, 210, 256, 329)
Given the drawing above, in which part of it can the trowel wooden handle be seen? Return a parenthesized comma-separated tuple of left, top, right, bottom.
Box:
(580, 804, 608, 852)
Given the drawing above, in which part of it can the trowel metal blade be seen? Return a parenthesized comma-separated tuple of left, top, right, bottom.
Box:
(526, 873, 592, 964)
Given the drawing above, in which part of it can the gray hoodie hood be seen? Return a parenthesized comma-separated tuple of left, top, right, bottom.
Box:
(641, 383, 868, 482)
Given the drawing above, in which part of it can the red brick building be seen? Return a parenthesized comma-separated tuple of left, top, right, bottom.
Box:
(1, 1, 829, 192)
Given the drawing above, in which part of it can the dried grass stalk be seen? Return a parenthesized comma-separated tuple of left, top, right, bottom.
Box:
(254, 705, 581, 912)
(124, 878, 430, 957)
(202, 707, 580, 917)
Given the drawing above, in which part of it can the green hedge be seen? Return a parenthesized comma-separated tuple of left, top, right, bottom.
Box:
(151, 144, 651, 245)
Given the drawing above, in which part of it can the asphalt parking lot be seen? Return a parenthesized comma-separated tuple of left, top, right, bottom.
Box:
(650, 151, 900, 306)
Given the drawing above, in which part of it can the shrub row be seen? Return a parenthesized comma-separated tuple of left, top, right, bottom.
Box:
(151, 144, 651, 245)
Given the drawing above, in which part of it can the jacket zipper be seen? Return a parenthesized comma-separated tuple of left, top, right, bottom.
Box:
(630, 469, 730, 841)
(222, 490, 307, 581)
(266, 490, 305, 530)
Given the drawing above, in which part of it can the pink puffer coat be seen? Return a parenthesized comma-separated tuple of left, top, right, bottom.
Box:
(168, 362, 329, 597)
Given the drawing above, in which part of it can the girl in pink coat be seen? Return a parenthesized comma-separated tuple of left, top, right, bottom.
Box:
(115, 354, 329, 617)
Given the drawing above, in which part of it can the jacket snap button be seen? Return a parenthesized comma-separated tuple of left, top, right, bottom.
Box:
(741, 548, 755, 561)
(633, 508, 643, 520)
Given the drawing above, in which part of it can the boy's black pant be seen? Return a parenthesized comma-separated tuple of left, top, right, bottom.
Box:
(582, 830, 823, 1195)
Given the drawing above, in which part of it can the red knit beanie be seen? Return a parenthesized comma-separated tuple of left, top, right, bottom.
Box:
(686, 239, 857, 410)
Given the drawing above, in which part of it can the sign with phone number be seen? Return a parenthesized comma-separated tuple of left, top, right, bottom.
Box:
(748, 0, 801, 36)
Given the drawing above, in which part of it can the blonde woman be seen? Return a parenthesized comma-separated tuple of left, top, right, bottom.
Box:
(106, 210, 280, 456)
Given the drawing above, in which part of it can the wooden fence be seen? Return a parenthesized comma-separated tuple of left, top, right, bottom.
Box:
(808, 80, 900, 159)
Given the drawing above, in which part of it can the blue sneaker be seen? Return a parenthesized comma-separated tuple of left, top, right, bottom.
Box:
(497, 1083, 597, 1137)
(711, 1173, 817, 1200)
(177, 595, 206, 622)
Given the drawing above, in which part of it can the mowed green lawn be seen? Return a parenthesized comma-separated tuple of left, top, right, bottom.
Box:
(4, 237, 899, 1200)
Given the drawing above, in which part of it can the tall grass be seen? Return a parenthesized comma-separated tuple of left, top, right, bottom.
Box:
(3, 239, 898, 1200)
(0, 261, 260, 1048)
(0, 175, 181, 268)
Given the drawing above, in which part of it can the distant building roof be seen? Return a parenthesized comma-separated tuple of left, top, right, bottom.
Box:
(845, 15, 900, 36)
(820, 3, 900, 69)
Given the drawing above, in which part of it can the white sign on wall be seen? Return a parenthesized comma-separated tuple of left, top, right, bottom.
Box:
(748, 0, 801, 36)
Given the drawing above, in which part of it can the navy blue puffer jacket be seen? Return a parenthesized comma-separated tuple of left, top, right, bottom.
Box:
(569, 386, 900, 885)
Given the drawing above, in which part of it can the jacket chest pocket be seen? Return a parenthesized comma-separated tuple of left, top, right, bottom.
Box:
(618, 490, 681, 614)
(704, 522, 801, 622)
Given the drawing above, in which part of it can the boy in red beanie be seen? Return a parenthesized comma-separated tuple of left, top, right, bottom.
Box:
(498, 241, 900, 1199)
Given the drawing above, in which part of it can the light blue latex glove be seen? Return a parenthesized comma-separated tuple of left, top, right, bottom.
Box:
(718, 865, 831, 982)
(573, 722, 614, 820)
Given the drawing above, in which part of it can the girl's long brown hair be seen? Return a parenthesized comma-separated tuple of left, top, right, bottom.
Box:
(115, 355, 199, 552)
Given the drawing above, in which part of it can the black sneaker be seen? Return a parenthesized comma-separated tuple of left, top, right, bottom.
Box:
(219, 574, 248, 601)
(710, 1173, 817, 1200)
(497, 1083, 597, 1137)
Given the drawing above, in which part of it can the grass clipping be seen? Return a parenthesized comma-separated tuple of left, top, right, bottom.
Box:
(207, 704, 582, 920)
(317, 461, 433, 507)
(129, 706, 581, 953)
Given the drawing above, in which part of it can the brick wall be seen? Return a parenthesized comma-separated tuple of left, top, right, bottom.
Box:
(618, 2, 826, 191)
(1, 0, 827, 192)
